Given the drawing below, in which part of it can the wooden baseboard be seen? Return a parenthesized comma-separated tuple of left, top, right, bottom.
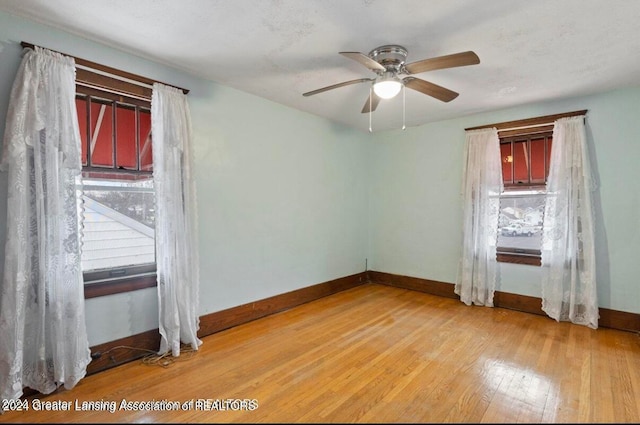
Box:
(598, 308, 640, 333)
(367, 270, 458, 299)
(197, 271, 368, 336)
(368, 270, 640, 334)
(87, 329, 161, 375)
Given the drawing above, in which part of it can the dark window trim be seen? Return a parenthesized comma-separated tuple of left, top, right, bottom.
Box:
(83, 263, 156, 283)
(503, 183, 548, 191)
(77, 85, 152, 109)
(84, 274, 157, 299)
(499, 124, 554, 139)
(496, 253, 541, 267)
(81, 167, 153, 180)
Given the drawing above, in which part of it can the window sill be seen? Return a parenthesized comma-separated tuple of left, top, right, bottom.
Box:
(84, 274, 157, 299)
(496, 252, 541, 266)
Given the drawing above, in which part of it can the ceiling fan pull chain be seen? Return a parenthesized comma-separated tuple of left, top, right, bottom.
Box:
(402, 84, 406, 130)
(369, 86, 373, 133)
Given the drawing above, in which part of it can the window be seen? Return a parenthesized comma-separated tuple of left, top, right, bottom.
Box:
(17, 42, 189, 298)
(75, 88, 157, 298)
(465, 109, 587, 267)
(496, 132, 552, 266)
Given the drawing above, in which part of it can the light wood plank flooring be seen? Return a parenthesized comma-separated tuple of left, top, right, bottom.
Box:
(2, 283, 639, 423)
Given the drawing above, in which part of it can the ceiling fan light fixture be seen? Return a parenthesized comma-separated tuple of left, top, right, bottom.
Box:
(373, 73, 402, 99)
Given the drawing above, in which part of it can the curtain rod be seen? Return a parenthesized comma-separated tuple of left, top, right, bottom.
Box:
(465, 109, 587, 132)
(20, 41, 189, 95)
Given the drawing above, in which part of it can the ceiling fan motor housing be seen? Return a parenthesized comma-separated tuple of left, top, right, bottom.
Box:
(368, 45, 408, 73)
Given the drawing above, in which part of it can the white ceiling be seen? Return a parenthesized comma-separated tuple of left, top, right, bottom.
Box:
(2, 0, 640, 132)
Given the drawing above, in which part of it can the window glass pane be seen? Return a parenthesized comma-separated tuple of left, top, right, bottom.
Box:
(116, 104, 137, 169)
(497, 191, 545, 252)
(90, 99, 114, 167)
(500, 143, 513, 184)
(513, 140, 529, 183)
(76, 97, 88, 166)
(139, 109, 153, 171)
(530, 137, 546, 181)
(79, 175, 155, 273)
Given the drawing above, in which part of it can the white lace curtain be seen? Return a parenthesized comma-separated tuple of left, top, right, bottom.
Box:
(455, 128, 503, 306)
(151, 83, 202, 356)
(0, 47, 91, 401)
(541, 115, 598, 329)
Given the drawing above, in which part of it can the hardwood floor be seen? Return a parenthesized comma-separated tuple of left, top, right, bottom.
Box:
(2, 283, 640, 423)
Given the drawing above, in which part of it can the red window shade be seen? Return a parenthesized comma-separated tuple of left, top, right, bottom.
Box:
(513, 140, 528, 183)
(76, 94, 152, 174)
(139, 109, 152, 171)
(116, 105, 137, 169)
(500, 143, 513, 183)
(530, 137, 546, 181)
(500, 131, 553, 187)
(90, 99, 114, 167)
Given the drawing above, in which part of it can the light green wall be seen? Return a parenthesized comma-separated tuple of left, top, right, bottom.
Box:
(188, 80, 370, 315)
(369, 87, 640, 313)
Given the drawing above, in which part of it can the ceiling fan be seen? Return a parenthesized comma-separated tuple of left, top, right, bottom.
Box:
(302, 45, 480, 114)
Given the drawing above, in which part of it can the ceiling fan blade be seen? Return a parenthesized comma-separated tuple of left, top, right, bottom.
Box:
(404, 51, 480, 74)
(361, 92, 381, 113)
(302, 78, 372, 97)
(403, 77, 459, 102)
(339, 52, 386, 72)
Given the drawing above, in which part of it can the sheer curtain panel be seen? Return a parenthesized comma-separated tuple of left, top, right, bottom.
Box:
(0, 46, 91, 401)
(152, 83, 202, 356)
(541, 116, 598, 329)
(455, 128, 503, 306)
